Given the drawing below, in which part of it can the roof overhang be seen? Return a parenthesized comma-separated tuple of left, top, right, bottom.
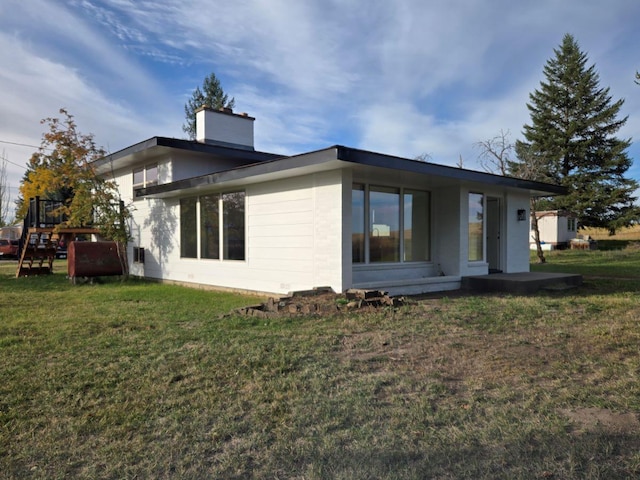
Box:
(93, 136, 284, 175)
(335, 147, 566, 196)
(135, 145, 566, 199)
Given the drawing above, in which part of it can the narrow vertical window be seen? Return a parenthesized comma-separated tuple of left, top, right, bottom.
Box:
(223, 192, 245, 260)
(352, 184, 365, 263)
(468, 193, 484, 261)
(180, 197, 197, 258)
(369, 186, 400, 262)
(404, 190, 430, 261)
(200, 194, 219, 259)
(146, 164, 158, 186)
(133, 167, 144, 187)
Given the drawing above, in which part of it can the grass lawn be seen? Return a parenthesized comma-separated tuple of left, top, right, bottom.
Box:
(2, 254, 640, 479)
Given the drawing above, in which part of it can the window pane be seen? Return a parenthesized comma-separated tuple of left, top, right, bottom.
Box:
(200, 194, 219, 259)
(223, 192, 245, 260)
(352, 184, 365, 263)
(404, 190, 430, 261)
(180, 197, 197, 258)
(468, 193, 484, 261)
(369, 186, 400, 262)
(133, 168, 144, 186)
(146, 164, 158, 185)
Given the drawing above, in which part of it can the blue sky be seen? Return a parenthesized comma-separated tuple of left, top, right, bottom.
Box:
(1, 0, 639, 217)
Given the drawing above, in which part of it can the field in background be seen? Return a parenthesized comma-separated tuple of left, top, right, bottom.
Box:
(2, 255, 640, 478)
(579, 225, 640, 250)
(580, 224, 640, 240)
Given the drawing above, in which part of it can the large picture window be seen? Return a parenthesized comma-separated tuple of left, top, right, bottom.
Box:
(352, 184, 430, 264)
(180, 192, 245, 261)
(180, 197, 197, 258)
(370, 186, 400, 262)
(223, 192, 245, 260)
(468, 192, 484, 262)
(352, 185, 365, 263)
(200, 194, 220, 259)
(404, 189, 430, 262)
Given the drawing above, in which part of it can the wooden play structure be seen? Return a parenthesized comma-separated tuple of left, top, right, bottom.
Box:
(16, 197, 100, 277)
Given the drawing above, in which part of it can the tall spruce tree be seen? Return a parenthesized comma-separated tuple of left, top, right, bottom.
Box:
(515, 34, 639, 234)
(183, 72, 235, 140)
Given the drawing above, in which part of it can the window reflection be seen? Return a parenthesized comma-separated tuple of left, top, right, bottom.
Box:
(200, 194, 219, 259)
(180, 197, 197, 258)
(468, 193, 484, 261)
(369, 186, 400, 262)
(404, 190, 430, 261)
(352, 185, 365, 263)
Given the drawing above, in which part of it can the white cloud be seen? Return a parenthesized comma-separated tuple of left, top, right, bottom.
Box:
(1, 0, 639, 219)
(0, 1, 184, 213)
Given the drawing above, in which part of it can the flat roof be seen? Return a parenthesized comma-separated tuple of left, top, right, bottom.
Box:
(93, 136, 284, 174)
(134, 144, 566, 198)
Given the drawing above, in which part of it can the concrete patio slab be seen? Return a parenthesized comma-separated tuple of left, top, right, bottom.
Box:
(461, 272, 583, 294)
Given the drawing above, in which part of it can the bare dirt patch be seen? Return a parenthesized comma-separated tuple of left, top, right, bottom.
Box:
(560, 407, 640, 435)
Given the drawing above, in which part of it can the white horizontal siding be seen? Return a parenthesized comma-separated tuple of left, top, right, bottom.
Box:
(248, 211, 313, 227)
(130, 171, 345, 295)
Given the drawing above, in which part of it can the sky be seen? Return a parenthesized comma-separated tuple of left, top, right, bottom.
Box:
(1, 0, 639, 219)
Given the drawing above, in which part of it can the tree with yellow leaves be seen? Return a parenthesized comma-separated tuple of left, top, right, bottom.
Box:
(18, 109, 130, 263)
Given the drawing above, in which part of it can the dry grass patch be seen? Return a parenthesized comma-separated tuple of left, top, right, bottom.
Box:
(2, 259, 640, 478)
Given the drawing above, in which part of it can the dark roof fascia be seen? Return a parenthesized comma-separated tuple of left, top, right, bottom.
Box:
(94, 136, 284, 170)
(137, 144, 566, 198)
(335, 146, 567, 195)
(137, 147, 338, 198)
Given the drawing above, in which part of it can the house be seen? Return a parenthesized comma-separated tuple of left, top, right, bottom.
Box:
(530, 210, 578, 250)
(94, 107, 566, 295)
(0, 224, 22, 241)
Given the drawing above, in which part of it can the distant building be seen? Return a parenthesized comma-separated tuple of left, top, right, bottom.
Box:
(530, 210, 578, 250)
(0, 224, 22, 241)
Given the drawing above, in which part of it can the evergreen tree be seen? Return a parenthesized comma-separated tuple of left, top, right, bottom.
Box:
(515, 34, 639, 234)
(183, 72, 235, 140)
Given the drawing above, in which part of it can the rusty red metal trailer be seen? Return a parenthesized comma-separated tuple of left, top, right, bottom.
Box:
(68, 241, 124, 280)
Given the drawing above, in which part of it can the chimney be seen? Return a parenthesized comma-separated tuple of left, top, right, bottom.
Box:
(195, 106, 255, 150)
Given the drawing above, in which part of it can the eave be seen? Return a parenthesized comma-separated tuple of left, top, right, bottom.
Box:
(135, 145, 566, 199)
(93, 136, 284, 175)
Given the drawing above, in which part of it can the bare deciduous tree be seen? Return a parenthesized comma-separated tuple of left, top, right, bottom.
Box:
(512, 144, 554, 264)
(0, 151, 11, 227)
(476, 130, 548, 263)
(474, 129, 514, 176)
(414, 152, 432, 162)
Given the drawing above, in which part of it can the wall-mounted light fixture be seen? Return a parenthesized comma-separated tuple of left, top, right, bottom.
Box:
(517, 209, 527, 221)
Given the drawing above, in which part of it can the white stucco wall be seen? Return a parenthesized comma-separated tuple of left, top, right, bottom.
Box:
(433, 187, 462, 277)
(170, 154, 258, 182)
(503, 192, 531, 273)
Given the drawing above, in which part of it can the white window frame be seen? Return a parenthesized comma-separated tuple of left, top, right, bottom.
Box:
(179, 191, 246, 262)
(352, 183, 431, 264)
(133, 163, 159, 196)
